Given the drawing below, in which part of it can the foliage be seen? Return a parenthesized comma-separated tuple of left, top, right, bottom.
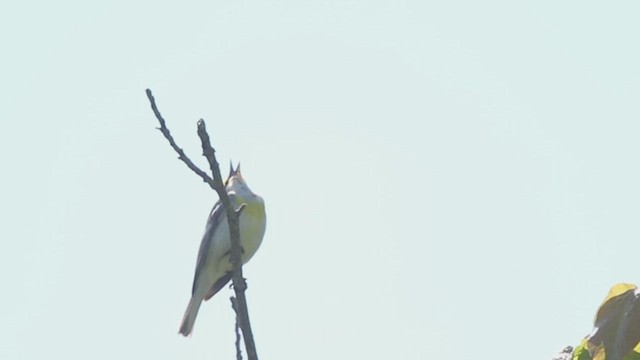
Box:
(566, 284, 640, 360)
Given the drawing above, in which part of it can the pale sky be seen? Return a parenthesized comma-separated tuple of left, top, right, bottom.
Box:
(2, 1, 640, 359)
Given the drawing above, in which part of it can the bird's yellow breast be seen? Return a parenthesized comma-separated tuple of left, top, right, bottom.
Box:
(237, 199, 266, 264)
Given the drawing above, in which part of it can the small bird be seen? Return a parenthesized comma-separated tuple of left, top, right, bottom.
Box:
(179, 163, 267, 336)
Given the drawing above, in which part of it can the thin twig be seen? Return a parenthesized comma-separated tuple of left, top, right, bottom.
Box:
(231, 297, 243, 360)
(145, 89, 216, 190)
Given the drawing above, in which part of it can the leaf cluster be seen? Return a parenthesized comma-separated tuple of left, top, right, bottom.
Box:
(558, 284, 640, 360)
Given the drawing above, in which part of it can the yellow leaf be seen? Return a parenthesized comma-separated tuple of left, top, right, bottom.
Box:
(598, 284, 638, 312)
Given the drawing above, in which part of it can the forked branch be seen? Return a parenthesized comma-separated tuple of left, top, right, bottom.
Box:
(146, 89, 258, 360)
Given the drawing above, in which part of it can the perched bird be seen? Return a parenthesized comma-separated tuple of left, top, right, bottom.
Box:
(179, 163, 267, 336)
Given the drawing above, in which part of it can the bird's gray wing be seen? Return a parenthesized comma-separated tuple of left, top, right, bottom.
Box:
(204, 271, 232, 300)
(191, 195, 236, 295)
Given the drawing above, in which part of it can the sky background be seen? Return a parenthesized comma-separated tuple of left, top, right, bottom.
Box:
(1, 1, 640, 359)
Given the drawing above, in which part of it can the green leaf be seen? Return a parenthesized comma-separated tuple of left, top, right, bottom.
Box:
(574, 340, 592, 360)
(624, 351, 640, 360)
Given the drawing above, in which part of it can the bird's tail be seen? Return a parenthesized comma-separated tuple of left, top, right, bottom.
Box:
(179, 296, 202, 336)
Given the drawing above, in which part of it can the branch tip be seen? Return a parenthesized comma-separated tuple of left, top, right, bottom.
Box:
(146, 88, 217, 191)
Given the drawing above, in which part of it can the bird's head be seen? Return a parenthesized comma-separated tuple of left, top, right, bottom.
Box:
(225, 161, 251, 193)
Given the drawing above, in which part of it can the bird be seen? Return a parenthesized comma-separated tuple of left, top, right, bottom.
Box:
(179, 162, 267, 336)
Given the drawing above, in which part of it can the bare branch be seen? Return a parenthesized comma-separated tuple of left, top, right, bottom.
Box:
(195, 119, 259, 360)
(147, 89, 259, 359)
(231, 297, 243, 360)
(145, 89, 216, 190)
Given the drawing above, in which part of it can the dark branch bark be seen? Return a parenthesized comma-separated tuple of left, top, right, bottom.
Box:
(196, 120, 259, 360)
(231, 297, 243, 360)
(145, 89, 216, 190)
(146, 89, 258, 360)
